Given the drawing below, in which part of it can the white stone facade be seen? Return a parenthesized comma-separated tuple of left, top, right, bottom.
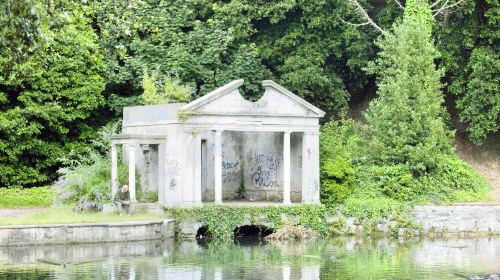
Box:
(111, 80, 325, 206)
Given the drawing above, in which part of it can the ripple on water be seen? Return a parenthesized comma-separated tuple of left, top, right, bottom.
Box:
(0, 236, 499, 279)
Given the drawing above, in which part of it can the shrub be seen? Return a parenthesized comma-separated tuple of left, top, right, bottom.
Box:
(318, 119, 490, 220)
(55, 123, 141, 211)
(144, 191, 159, 203)
(319, 119, 361, 205)
(342, 195, 402, 221)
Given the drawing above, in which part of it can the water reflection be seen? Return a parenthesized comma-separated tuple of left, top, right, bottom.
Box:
(0, 236, 499, 279)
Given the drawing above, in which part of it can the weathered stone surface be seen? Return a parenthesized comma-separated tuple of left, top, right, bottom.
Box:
(0, 219, 175, 246)
(178, 221, 203, 239)
(0, 239, 175, 265)
(411, 205, 500, 235)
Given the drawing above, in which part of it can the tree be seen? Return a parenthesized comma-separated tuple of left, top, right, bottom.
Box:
(95, 0, 271, 114)
(95, 0, 377, 116)
(364, 0, 453, 173)
(0, 1, 105, 187)
(141, 68, 192, 105)
(438, 0, 500, 144)
(346, 0, 499, 143)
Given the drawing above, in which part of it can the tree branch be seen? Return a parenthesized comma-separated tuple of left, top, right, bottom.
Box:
(433, 0, 466, 16)
(337, 15, 371, 27)
(430, 0, 443, 8)
(348, 0, 387, 34)
(392, 0, 404, 9)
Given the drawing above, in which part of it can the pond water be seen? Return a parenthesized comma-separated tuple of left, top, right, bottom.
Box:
(0, 236, 499, 279)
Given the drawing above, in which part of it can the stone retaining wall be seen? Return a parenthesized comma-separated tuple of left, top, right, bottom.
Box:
(411, 205, 500, 235)
(0, 220, 175, 246)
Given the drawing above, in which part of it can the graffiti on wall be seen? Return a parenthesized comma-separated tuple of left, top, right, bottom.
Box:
(248, 152, 282, 189)
(166, 159, 180, 190)
(307, 179, 319, 201)
(222, 160, 240, 183)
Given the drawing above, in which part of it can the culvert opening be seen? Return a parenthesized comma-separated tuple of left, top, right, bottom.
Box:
(233, 225, 274, 240)
(196, 226, 211, 239)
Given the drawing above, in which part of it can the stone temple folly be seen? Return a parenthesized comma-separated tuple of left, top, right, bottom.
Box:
(110, 80, 325, 206)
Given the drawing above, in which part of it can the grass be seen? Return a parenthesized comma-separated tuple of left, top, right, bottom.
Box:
(0, 186, 55, 208)
(0, 207, 165, 226)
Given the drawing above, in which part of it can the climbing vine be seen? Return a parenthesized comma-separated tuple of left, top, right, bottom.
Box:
(176, 110, 194, 123)
(164, 204, 328, 239)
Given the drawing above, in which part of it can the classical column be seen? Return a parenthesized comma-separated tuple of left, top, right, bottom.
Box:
(214, 130, 223, 204)
(311, 132, 320, 203)
(283, 131, 291, 204)
(128, 144, 137, 202)
(301, 132, 310, 203)
(111, 144, 118, 200)
(157, 142, 165, 204)
(194, 133, 202, 204)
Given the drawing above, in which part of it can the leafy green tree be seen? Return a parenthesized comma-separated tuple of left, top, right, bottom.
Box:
(455, 47, 499, 143)
(437, 0, 500, 143)
(364, 0, 453, 173)
(95, 0, 377, 116)
(0, 0, 105, 187)
(95, 0, 271, 113)
(141, 68, 192, 105)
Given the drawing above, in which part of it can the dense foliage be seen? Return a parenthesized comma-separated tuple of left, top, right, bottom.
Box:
(436, 0, 500, 144)
(319, 1, 490, 220)
(0, 0, 105, 187)
(364, 0, 452, 173)
(94, 0, 376, 115)
(0, 0, 497, 211)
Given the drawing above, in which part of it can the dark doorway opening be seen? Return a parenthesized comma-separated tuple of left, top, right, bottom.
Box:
(233, 225, 274, 242)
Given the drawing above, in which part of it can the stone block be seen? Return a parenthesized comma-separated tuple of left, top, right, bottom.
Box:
(102, 203, 118, 213)
(178, 221, 202, 239)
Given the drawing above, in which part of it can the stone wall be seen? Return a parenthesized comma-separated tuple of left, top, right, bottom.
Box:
(201, 131, 303, 202)
(0, 220, 175, 246)
(411, 205, 500, 235)
(0, 239, 174, 265)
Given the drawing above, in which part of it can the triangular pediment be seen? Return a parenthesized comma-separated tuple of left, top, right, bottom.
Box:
(181, 80, 325, 118)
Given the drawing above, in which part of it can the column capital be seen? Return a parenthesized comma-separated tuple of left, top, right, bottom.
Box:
(126, 143, 136, 149)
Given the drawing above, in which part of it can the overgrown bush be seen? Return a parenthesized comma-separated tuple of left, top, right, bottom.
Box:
(342, 196, 402, 221)
(54, 122, 140, 211)
(319, 119, 361, 205)
(55, 150, 131, 211)
(319, 119, 490, 221)
(0, 1, 105, 188)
